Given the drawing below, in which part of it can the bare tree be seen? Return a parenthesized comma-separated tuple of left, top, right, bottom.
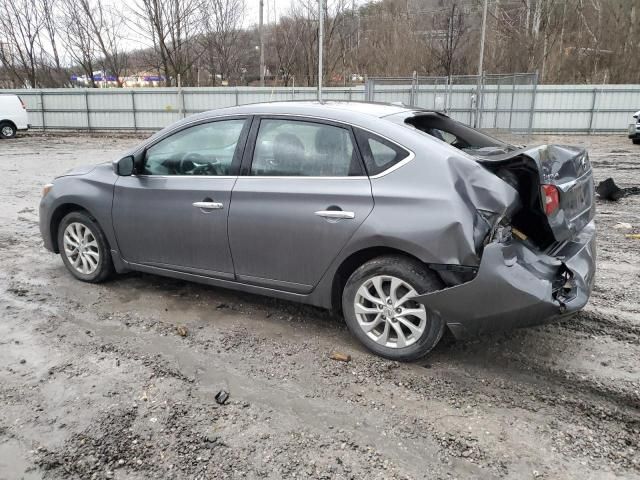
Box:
(271, 15, 301, 86)
(131, 0, 204, 86)
(73, 0, 129, 86)
(433, 3, 468, 78)
(201, 0, 245, 85)
(60, 0, 99, 86)
(38, 0, 63, 79)
(0, 0, 45, 87)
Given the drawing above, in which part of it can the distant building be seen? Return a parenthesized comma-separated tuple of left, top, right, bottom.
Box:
(121, 72, 167, 87)
(70, 70, 167, 87)
(70, 71, 119, 87)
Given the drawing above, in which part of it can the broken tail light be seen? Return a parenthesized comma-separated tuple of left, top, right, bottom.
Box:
(541, 184, 560, 216)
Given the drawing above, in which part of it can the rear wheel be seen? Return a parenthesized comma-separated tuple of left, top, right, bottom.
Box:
(0, 122, 16, 139)
(633, 139, 640, 145)
(342, 255, 445, 361)
(57, 211, 113, 283)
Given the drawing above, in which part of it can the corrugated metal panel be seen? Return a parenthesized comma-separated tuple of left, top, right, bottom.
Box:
(2, 85, 640, 132)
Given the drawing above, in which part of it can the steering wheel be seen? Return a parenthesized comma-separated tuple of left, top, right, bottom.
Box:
(178, 152, 220, 175)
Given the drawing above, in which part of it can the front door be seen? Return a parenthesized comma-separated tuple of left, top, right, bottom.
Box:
(113, 118, 249, 279)
(228, 117, 374, 293)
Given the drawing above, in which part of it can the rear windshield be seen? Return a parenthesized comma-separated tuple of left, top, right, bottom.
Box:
(403, 113, 514, 152)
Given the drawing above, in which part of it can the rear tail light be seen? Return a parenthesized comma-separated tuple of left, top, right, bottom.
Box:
(541, 184, 560, 216)
(18, 96, 26, 110)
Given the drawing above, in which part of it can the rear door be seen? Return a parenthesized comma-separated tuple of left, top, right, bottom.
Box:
(113, 117, 250, 278)
(228, 117, 373, 293)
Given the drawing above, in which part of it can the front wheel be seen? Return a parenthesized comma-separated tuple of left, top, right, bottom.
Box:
(342, 255, 445, 361)
(57, 211, 114, 283)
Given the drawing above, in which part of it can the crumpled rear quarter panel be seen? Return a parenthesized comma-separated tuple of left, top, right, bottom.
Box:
(354, 147, 519, 267)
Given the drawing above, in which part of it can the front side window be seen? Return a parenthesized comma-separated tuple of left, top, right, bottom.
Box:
(250, 119, 363, 177)
(143, 119, 246, 176)
(355, 129, 410, 176)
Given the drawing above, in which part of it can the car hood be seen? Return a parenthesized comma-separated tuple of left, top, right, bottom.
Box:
(56, 162, 107, 178)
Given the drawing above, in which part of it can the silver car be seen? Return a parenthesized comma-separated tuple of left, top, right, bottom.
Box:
(39, 102, 596, 361)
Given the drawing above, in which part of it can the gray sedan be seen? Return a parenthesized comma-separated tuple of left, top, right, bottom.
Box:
(39, 102, 596, 361)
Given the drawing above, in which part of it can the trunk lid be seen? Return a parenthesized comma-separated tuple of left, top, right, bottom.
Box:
(474, 145, 595, 245)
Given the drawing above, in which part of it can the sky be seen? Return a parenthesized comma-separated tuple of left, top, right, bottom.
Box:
(243, 0, 370, 28)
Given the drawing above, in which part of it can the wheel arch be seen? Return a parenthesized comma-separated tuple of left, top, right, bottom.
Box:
(0, 119, 17, 131)
(49, 203, 100, 253)
(330, 246, 435, 313)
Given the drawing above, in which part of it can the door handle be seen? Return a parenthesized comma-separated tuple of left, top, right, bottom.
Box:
(314, 210, 355, 219)
(193, 201, 224, 210)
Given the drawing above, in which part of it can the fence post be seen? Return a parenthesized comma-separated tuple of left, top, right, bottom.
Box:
(131, 90, 137, 131)
(432, 78, 437, 110)
(40, 91, 46, 131)
(527, 70, 539, 136)
(84, 89, 91, 131)
(364, 75, 371, 102)
(477, 72, 486, 128)
(235, 88, 239, 106)
(508, 75, 516, 131)
(494, 80, 500, 129)
(409, 70, 417, 106)
(588, 88, 598, 134)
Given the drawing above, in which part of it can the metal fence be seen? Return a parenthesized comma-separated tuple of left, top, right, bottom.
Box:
(365, 73, 539, 133)
(2, 79, 639, 134)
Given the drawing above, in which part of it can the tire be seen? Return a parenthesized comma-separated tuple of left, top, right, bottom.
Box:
(0, 122, 16, 139)
(633, 139, 640, 145)
(342, 255, 445, 361)
(57, 211, 114, 283)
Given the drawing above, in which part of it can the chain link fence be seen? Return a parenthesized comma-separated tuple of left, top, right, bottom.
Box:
(365, 72, 539, 134)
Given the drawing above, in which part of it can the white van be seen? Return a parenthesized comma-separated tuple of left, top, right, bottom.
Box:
(0, 94, 29, 139)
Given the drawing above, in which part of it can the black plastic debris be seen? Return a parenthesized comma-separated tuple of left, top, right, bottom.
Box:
(215, 390, 230, 405)
(596, 178, 640, 201)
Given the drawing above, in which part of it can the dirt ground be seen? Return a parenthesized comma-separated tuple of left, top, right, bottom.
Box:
(0, 131, 638, 480)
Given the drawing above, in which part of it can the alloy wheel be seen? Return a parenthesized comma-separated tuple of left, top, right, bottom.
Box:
(63, 222, 100, 275)
(354, 275, 428, 348)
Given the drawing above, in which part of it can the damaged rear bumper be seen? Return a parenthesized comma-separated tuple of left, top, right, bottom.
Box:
(415, 221, 596, 339)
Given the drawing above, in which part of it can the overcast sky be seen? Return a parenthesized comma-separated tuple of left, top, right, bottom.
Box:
(243, 0, 370, 28)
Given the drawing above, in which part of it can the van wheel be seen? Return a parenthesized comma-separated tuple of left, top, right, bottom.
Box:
(342, 255, 445, 361)
(633, 139, 640, 145)
(0, 122, 17, 139)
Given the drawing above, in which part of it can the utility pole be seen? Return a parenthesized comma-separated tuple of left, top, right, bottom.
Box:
(477, 0, 488, 78)
(475, 0, 489, 127)
(318, 0, 324, 101)
(259, 0, 265, 86)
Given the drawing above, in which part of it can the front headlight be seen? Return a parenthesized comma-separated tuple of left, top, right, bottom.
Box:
(42, 183, 53, 198)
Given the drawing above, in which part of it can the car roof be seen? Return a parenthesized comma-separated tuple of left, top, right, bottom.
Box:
(192, 101, 424, 123)
(130, 101, 449, 156)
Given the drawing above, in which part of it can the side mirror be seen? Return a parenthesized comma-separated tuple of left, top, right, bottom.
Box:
(114, 155, 134, 176)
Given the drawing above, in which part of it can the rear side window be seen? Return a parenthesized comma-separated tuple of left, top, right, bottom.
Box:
(251, 119, 363, 177)
(355, 129, 410, 176)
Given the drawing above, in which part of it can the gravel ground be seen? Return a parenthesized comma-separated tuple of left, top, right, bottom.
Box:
(0, 132, 638, 480)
